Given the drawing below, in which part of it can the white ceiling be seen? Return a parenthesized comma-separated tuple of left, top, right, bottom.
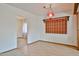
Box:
(7, 3, 74, 17)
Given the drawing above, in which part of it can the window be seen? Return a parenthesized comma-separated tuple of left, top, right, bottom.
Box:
(44, 16, 69, 34)
(23, 23, 27, 33)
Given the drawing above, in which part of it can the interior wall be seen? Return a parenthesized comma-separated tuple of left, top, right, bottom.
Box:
(0, 3, 77, 53)
(41, 13, 77, 46)
(24, 9, 77, 46)
(26, 16, 42, 43)
(0, 4, 39, 53)
(32, 12, 77, 46)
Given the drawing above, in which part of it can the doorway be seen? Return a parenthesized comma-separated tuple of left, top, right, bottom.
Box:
(17, 16, 27, 48)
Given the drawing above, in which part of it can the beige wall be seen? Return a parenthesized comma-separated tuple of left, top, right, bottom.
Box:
(25, 11, 77, 46)
(26, 12, 77, 46)
(0, 3, 77, 53)
(40, 14, 77, 46)
(0, 4, 39, 53)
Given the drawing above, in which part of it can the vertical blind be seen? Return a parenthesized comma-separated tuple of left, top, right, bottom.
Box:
(45, 16, 68, 34)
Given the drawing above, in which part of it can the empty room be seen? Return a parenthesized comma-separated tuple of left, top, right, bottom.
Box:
(0, 3, 79, 56)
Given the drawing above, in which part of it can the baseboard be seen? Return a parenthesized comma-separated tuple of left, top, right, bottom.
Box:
(39, 40, 78, 50)
(0, 47, 17, 54)
(27, 40, 40, 45)
(28, 40, 78, 50)
(17, 37, 24, 39)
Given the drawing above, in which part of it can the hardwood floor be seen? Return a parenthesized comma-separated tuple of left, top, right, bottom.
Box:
(0, 40, 79, 56)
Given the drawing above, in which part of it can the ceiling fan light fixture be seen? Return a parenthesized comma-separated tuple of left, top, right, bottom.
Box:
(43, 4, 54, 17)
(47, 11, 54, 17)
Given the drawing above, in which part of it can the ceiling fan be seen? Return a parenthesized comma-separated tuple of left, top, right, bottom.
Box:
(43, 4, 54, 17)
(43, 4, 52, 9)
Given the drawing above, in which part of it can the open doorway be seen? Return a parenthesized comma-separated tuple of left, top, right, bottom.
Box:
(23, 23, 27, 39)
(17, 16, 27, 48)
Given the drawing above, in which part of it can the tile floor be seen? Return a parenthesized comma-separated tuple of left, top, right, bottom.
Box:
(0, 40, 79, 56)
